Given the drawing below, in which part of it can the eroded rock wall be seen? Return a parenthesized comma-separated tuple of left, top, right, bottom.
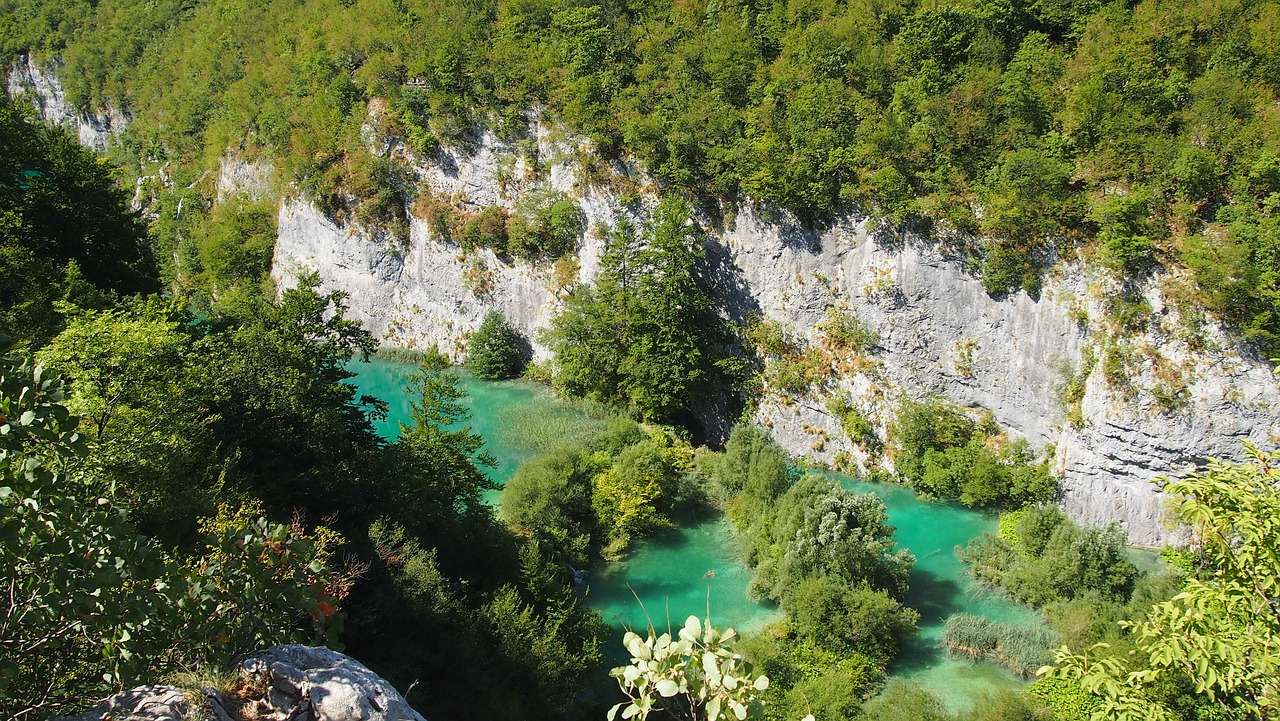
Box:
(6, 55, 125, 151)
(273, 123, 1280, 546)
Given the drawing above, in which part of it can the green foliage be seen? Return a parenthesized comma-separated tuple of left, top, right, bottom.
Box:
(748, 474, 915, 602)
(817, 308, 878, 353)
(507, 189, 584, 260)
(501, 444, 599, 546)
(189, 198, 277, 320)
(825, 394, 878, 449)
(592, 436, 681, 554)
(960, 504, 1139, 608)
(12, 0, 1280, 348)
(0, 99, 156, 347)
(1044, 444, 1280, 718)
(738, 622, 880, 721)
(784, 577, 919, 664)
(545, 197, 744, 425)
(859, 680, 952, 721)
(608, 616, 770, 721)
(708, 424, 794, 505)
(1024, 677, 1103, 721)
(501, 424, 697, 560)
(893, 397, 1055, 508)
(998, 509, 1026, 545)
(465, 311, 529, 379)
(0, 346, 342, 719)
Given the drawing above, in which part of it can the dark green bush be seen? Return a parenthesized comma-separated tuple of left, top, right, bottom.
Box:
(507, 190, 584, 260)
(465, 311, 528, 379)
(959, 504, 1139, 607)
(784, 576, 919, 663)
(893, 398, 1054, 508)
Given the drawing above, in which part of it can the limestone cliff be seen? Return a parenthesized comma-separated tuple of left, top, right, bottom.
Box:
(9, 57, 1276, 546)
(6, 55, 125, 152)
(273, 120, 1280, 547)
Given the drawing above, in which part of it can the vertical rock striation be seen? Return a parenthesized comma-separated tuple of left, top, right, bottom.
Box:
(273, 126, 1280, 546)
(6, 55, 126, 152)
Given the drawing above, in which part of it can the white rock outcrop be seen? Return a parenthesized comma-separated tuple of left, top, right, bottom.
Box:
(273, 123, 1280, 546)
(52, 645, 426, 721)
(6, 55, 126, 151)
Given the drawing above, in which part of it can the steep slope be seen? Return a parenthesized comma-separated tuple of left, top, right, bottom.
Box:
(271, 120, 1280, 547)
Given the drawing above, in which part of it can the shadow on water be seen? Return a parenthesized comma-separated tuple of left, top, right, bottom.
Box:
(893, 567, 969, 674)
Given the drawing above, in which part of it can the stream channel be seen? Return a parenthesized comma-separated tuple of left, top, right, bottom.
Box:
(348, 359, 1039, 712)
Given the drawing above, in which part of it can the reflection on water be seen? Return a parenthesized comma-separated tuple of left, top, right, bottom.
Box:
(348, 359, 1036, 712)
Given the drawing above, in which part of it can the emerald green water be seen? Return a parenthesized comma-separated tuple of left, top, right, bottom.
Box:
(346, 358, 602, 502)
(348, 359, 1035, 711)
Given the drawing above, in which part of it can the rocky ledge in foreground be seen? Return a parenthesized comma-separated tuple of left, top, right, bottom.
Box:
(54, 645, 425, 721)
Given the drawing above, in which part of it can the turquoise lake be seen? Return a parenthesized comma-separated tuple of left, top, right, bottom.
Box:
(347, 358, 1036, 712)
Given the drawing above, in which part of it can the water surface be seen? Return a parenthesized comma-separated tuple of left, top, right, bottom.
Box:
(348, 359, 1035, 711)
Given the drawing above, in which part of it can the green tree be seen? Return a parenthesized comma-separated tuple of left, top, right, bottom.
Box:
(0, 99, 157, 347)
(0, 343, 342, 719)
(785, 576, 919, 663)
(466, 311, 528, 379)
(545, 197, 742, 426)
(1043, 444, 1280, 719)
(36, 298, 217, 542)
(751, 474, 915, 602)
(507, 189, 585, 260)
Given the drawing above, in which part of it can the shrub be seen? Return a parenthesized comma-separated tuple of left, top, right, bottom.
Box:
(749, 475, 915, 601)
(959, 505, 1138, 608)
(507, 190, 584, 259)
(499, 445, 599, 541)
(1024, 677, 1103, 721)
(465, 311, 528, 379)
(825, 394, 878, 449)
(893, 397, 1054, 508)
(784, 577, 918, 663)
(818, 307, 879, 352)
(459, 205, 510, 254)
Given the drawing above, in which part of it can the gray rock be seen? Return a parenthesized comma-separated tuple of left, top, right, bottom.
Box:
(266, 121, 1280, 547)
(55, 646, 424, 721)
(242, 645, 426, 721)
(52, 686, 194, 721)
(6, 55, 126, 152)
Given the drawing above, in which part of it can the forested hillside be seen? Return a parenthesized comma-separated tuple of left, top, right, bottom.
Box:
(0, 104, 607, 721)
(4, 0, 1280, 719)
(4, 0, 1280, 349)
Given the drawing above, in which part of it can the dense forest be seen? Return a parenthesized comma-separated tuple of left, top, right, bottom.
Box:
(4, 0, 1280, 349)
(2, 0, 1280, 719)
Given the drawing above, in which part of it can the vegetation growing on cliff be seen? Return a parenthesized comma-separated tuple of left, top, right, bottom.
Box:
(6, 0, 1280, 350)
(892, 396, 1055, 509)
(543, 197, 746, 427)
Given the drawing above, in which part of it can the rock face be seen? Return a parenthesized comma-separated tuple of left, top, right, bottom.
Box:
(53, 686, 195, 721)
(52, 645, 425, 721)
(6, 55, 126, 152)
(237, 645, 427, 721)
(8, 56, 1269, 545)
(274, 123, 1280, 547)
